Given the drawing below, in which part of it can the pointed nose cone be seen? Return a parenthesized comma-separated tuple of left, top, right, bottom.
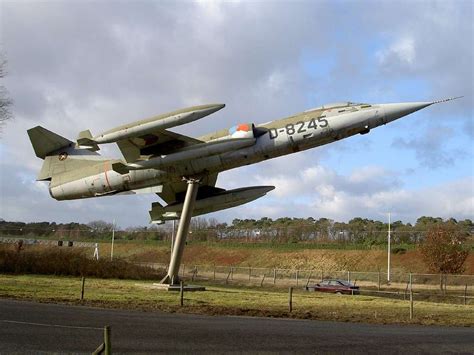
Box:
(381, 102, 433, 123)
(260, 186, 276, 194)
(201, 103, 226, 116)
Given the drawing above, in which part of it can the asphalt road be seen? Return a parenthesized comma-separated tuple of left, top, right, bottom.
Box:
(0, 299, 472, 354)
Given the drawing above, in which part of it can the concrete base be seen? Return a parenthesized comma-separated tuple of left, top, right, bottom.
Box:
(152, 283, 206, 292)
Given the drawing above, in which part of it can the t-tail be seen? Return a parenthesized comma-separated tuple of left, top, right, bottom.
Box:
(27, 126, 102, 181)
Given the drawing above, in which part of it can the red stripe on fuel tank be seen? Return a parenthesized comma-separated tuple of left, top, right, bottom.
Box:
(104, 161, 112, 191)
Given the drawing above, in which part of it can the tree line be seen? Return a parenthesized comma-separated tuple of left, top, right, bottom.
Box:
(0, 216, 472, 247)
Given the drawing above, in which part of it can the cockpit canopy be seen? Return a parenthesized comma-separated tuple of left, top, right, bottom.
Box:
(304, 102, 369, 112)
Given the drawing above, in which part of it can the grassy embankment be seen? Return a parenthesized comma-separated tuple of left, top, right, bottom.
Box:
(98, 241, 474, 274)
(6, 234, 473, 273)
(0, 274, 472, 327)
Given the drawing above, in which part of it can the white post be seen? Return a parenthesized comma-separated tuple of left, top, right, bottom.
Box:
(387, 212, 391, 283)
(93, 243, 99, 260)
(110, 219, 115, 261)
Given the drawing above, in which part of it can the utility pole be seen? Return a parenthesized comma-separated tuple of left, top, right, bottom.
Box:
(387, 212, 391, 283)
(110, 219, 115, 261)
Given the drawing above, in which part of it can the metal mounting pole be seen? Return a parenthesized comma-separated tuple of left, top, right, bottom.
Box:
(171, 219, 176, 254)
(160, 178, 200, 285)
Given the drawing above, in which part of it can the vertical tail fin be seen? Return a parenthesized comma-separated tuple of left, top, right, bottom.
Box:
(27, 126, 101, 181)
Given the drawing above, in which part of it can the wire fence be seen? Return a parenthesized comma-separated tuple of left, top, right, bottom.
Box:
(0, 236, 96, 248)
(139, 262, 474, 305)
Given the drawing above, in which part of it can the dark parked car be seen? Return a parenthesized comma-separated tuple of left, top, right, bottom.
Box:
(306, 279, 359, 295)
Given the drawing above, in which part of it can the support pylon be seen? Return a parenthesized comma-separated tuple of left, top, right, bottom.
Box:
(160, 178, 200, 285)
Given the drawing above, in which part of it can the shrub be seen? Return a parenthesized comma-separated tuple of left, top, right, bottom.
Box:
(419, 224, 469, 274)
(0, 245, 165, 280)
(391, 247, 407, 254)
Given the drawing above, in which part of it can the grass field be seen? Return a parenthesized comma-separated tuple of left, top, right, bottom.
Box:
(0, 274, 472, 327)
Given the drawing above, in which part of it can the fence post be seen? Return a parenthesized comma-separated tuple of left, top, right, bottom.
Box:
(213, 264, 216, 281)
(306, 271, 312, 288)
(464, 284, 467, 306)
(80, 277, 85, 301)
(249, 267, 251, 281)
(347, 271, 351, 283)
(226, 269, 232, 284)
(273, 269, 276, 284)
(288, 287, 293, 312)
(180, 281, 184, 307)
(296, 270, 299, 286)
(409, 273, 413, 320)
(104, 325, 111, 355)
(444, 274, 448, 295)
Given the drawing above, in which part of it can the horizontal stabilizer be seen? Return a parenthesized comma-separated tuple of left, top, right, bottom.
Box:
(77, 130, 99, 151)
(27, 126, 73, 159)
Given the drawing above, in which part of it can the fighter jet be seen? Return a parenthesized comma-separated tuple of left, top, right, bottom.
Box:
(27, 97, 460, 285)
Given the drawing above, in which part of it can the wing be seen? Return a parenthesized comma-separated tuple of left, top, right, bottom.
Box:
(157, 173, 220, 205)
(117, 129, 203, 163)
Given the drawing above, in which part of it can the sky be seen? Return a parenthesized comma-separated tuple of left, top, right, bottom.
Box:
(0, 0, 472, 228)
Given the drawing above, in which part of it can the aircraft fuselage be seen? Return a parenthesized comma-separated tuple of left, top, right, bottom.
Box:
(46, 100, 444, 201)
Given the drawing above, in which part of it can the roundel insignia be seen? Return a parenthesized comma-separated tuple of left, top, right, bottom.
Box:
(58, 152, 68, 161)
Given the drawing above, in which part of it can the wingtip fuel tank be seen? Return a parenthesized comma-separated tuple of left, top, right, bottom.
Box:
(150, 185, 275, 224)
(77, 103, 225, 146)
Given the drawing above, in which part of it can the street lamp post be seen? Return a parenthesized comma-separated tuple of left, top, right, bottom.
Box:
(387, 212, 391, 283)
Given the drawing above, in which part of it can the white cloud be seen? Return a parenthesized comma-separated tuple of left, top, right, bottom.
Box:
(348, 166, 389, 184)
(218, 172, 473, 224)
(376, 36, 416, 67)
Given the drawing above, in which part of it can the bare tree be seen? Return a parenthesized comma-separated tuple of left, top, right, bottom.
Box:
(0, 56, 13, 125)
(87, 220, 114, 233)
(420, 224, 469, 274)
